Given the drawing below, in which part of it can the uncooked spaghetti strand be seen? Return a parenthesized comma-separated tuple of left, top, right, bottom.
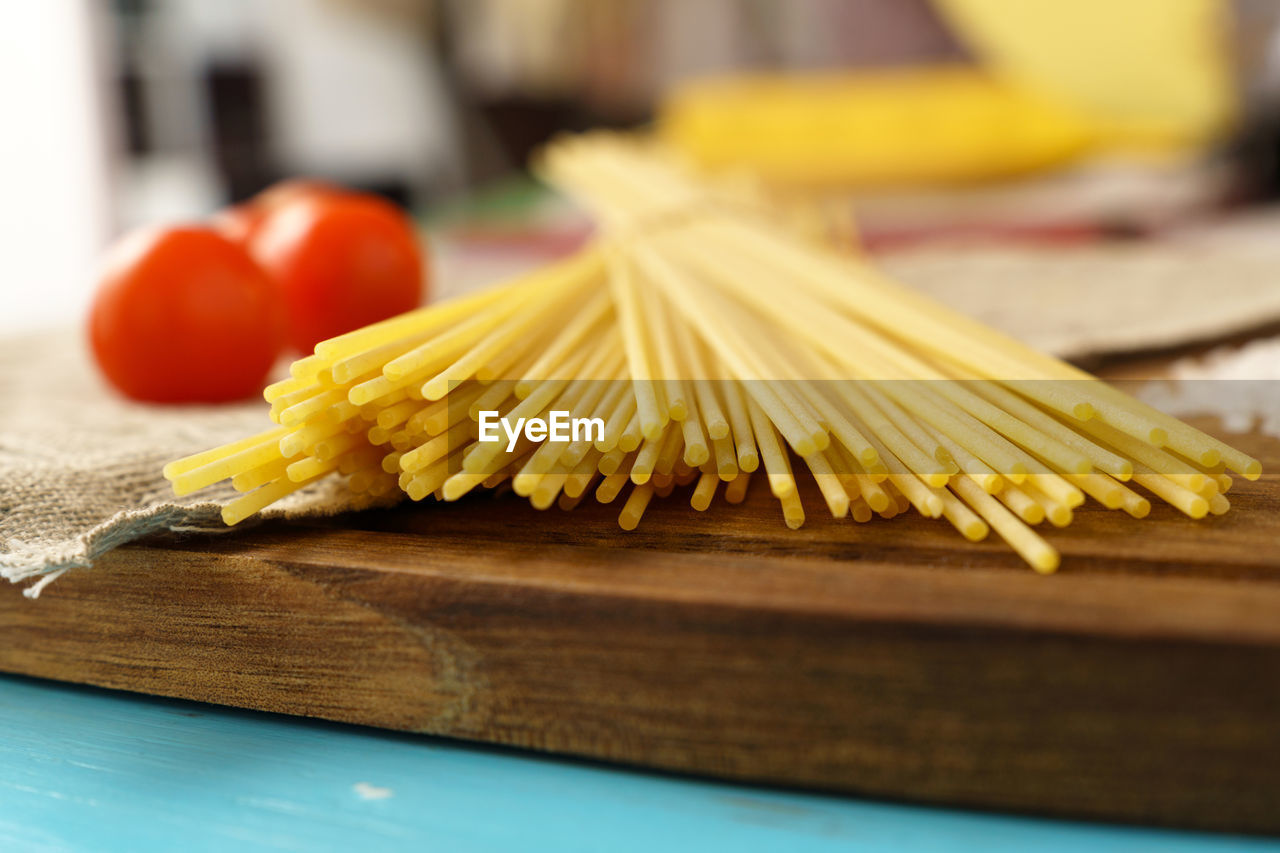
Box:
(315, 247, 604, 361)
(421, 284, 593, 400)
(724, 471, 752, 504)
(1130, 462, 1209, 519)
(673, 312, 730, 438)
(515, 289, 613, 397)
(720, 379, 759, 473)
(637, 278, 690, 421)
(630, 240, 819, 455)
(691, 470, 720, 510)
(682, 279, 831, 450)
(232, 456, 294, 493)
(222, 471, 325, 526)
(163, 426, 290, 480)
(937, 487, 989, 542)
(1071, 413, 1213, 494)
(690, 215, 1098, 419)
(597, 447, 629, 476)
(711, 436, 739, 482)
(654, 424, 687, 478)
(461, 346, 592, 475)
(831, 382, 950, 488)
(618, 483, 655, 530)
(263, 374, 311, 404)
(951, 475, 1059, 574)
(789, 380, 878, 468)
(330, 332, 434, 386)
(564, 450, 604, 499)
(401, 418, 476, 474)
(965, 379, 1132, 480)
(1085, 381, 1260, 474)
(858, 383, 957, 485)
(595, 467, 633, 503)
(467, 382, 519, 424)
(384, 292, 539, 384)
(920, 422, 1002, 495)
(607, 249, 668, 440)
(995, 481, 1045, 525)
(865, 380, 1032, 484)
(1020, 479, 1074, 527)
(630, 426, 669, 485)
(748, 399, 797, 500)
(678, 395, 711, 468)
(802, 452, 850, 518)
(511, 344, 625, 494)
(478, 322, 556, 383)
(825, 441, 864, 502)
(595, 382, 637, 453)
(854, 424, 945, 518)
(170, 431, 291, 496)
(913, 379, 1094, 476)
(618, 409, 643, 453)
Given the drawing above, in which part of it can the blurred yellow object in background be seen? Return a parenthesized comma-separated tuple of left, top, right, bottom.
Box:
(659, 66, 1095, 188)
(935, 0, 1237, 150)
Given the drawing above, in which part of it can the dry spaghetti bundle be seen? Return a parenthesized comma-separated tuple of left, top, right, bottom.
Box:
(165, 134, 1261, 573)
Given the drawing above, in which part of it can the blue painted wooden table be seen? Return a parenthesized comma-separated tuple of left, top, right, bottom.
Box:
(2, 674, 1276, 853)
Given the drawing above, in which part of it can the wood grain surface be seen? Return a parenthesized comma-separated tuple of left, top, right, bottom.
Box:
(3, 415, 1278, 835)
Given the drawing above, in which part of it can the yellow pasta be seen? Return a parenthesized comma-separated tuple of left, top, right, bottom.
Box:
(165, 132, 1262, 574)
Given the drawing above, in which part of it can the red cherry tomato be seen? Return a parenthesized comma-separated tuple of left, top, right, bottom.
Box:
(213, 179, 343, 247)
(249, 192, 425, 353)
(89, 227, 285, 403)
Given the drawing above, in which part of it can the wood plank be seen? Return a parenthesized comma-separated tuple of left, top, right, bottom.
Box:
(2, 417, 1278, 834)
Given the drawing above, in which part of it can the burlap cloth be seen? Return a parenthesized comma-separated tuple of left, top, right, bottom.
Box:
(0, 330, 375, 598)
(882, 240, 1280, 361)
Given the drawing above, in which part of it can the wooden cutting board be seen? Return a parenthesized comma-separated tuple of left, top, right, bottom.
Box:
(3, 414, 1278, 836)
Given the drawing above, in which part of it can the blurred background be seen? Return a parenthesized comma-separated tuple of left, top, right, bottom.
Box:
(8, 0, 1280, 357)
